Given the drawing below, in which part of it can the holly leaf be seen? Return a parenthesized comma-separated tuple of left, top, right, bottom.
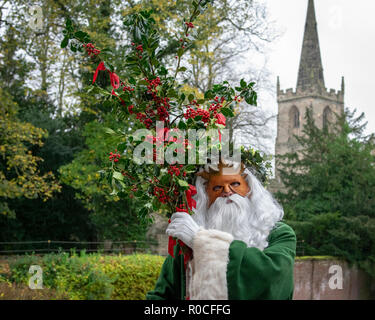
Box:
(117, 142, 127, 153)
(204, 90, 214, 99)
(221, 107, 234, 117)
(177, 179, 189, 189)
(74, 31, 88, 41)
(113, 171, 124, 181)
(138, 80, 149, 86)
(104, 127, 116, 135)
(66, 18, 72, 29)
(61, 36, 69, 48)
(240, 78, 247, 88)
(178, 121, 187, 130)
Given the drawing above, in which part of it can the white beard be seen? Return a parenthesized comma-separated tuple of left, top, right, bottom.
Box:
(205, 194, 252, 245)
(193, 192, 275, 251)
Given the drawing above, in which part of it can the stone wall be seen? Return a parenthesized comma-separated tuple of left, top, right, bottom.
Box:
(146, 213, 169, 256)
(293, 258, 375, 300)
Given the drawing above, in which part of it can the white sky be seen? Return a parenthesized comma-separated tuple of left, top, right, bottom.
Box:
(261, 0, 375, 147)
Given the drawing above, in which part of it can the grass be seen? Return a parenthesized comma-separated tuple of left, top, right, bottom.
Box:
(0, 282, 68, 300)
(295, 256, 341, 261)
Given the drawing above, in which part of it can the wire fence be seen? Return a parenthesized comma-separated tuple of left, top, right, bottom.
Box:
(296, 240, 306, 256)
(0, 240, 161, 256)
(0, 239, 308, 256)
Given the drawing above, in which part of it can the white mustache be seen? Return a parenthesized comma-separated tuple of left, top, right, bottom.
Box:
(212, 193, 248, 211)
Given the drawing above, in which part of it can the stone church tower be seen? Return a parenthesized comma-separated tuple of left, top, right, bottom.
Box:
(272, 0, 345, 192)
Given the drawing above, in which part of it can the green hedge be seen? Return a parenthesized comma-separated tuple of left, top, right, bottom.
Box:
(6, 252, 165, 300)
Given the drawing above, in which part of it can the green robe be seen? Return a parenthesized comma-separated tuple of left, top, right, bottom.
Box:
(146, 221, 296, 300)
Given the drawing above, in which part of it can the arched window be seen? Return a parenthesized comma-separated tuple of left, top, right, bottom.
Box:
(290, 106, 300, 129)
(323, 106, 332, 129)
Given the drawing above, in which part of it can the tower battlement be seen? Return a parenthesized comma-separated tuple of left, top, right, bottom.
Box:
(277, 85, 344, 104)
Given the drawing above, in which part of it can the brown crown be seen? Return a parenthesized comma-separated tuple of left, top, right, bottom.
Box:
(195, 158, 246, 180)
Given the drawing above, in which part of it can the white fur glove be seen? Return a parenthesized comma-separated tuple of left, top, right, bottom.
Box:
(166, 212, 201, 248)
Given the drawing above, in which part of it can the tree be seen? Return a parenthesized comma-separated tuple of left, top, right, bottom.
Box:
(276, 107, 375, 276)
(227, 101, 275, 152)
(58, 113, 148, 241)
(277, 108, 375, 218)
(0, 87, 61, 218)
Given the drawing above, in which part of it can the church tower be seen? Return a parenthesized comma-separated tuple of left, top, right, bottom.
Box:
(273, 0, 345, 191)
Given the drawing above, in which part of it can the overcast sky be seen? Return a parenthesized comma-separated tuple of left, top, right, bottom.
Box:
(259, 0, 375, 150)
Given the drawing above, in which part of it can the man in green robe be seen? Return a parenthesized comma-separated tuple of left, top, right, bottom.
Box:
(147, 158, 296, 300)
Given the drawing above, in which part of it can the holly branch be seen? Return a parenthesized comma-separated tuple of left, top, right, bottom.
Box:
(60, 0, 259, 223)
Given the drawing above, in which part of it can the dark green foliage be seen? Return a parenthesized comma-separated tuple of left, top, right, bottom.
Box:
(7, 252, 165, 300)
(0, 0, 149, 244)
(276, 107, 375, 276)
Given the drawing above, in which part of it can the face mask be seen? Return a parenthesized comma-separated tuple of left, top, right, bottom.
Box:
(206, 173, 251, 207)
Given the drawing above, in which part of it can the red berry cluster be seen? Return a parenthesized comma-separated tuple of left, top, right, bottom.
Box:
(234, 95, 242, 102)
(144, 119, 153, 128)
(144, 77, 171, 123)
(129, 185, 137, 199)
(179, 38, 186, 49)
(184, 107, 210, 124)
(185, 22, 194, 28)
(176, 203, 188, 213)
(145, 104, 155, 118)
(208, 96, 225, 116)
(136, 112, 146, 121)
(136, 112, 152, 129)
(146, 76, 161, 90)
(136, 112, 153, 129)
(182, 96, 228, 127)
(131, 43, 143, 59)
(153, 186, 170, 204)
(168, 164, 183, 177)
(157, 104, 169, 122)
(120, 81, 135, 92)
(82, 43, 100, 56)
(128, 76, 170, 128)
(173, 186, 180, 196)
(109, 149, 121, 162)
(123, 85, 134, 92)
(149, 177, 159, 184)
(128, 105, 134, 114)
